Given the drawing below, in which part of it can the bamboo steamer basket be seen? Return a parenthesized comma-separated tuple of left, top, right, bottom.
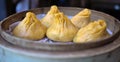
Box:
(0, 7, 120, 62)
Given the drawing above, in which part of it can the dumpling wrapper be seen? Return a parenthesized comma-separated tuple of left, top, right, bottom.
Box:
(41, 5, 60, 27)
(47, 12, 78, 42)
(13, 12, 47, 40)
(71, 9, 91, 28)
(73, 20, 109, 43)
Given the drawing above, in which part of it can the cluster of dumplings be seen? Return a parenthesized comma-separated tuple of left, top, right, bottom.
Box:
(13, 5, 109, 43)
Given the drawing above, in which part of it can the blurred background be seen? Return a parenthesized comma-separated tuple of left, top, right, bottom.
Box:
(0, 0, 120, 20)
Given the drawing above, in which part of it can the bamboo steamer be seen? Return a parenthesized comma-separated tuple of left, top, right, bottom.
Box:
(0, 7, 120, 62)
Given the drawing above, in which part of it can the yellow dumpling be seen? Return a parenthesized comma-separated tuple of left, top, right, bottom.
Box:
(47, 12, 78, 42)
(41, 5, 60, 27)
(73, 20, 109, 43)
(71, 9, 91, 28)
(13, 12, 47, 40)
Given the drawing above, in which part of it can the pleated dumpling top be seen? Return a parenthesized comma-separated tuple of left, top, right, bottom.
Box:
(41, 5, 60, 27)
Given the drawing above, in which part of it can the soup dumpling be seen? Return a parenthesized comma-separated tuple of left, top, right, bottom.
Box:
(71, 9, 91, 28)
(13, 12, 47, 40)
(47, 12, 78, 42)
(73, 20, 109, 43)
